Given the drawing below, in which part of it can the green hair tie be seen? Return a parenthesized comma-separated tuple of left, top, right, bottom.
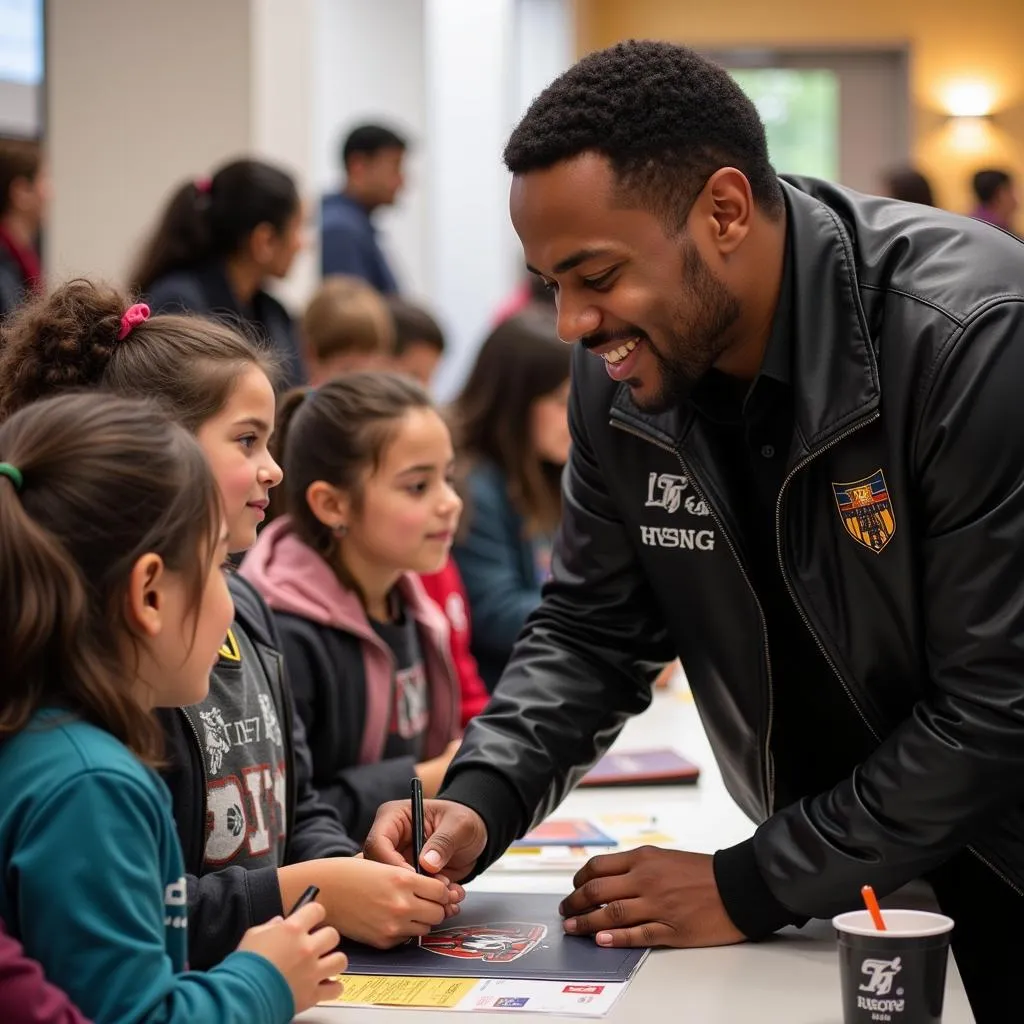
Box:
(0, 462, 23, 492)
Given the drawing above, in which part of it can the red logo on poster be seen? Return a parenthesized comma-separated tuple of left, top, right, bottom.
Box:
(419, 922, 548, 963)
(563, 985, 605, 995)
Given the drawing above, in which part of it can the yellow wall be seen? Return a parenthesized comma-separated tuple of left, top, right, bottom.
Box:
(575, 0, 1024, 215)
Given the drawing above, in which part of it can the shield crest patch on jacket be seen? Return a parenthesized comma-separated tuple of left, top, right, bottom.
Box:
(832, 470, 896, 553)
(419, 922, 547, 963)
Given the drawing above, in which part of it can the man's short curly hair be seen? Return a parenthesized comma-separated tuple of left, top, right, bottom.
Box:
(504, 40, 783, 228)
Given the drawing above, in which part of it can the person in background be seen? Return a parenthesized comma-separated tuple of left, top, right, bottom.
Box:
(451, 306, 571, 692)
(881, 166, 935, 206)
(302, 276, 394, 385)
(1, 918, 93, 1024)
(0, 136, 47, 320)
(386, 296, 445, 389)
(321, 124, 406, 293)
(242, 374, 464, 841)
(130, 158, 307, 387)
(0, 393, 345, 1024)
(970, 168, 1019, 234)
(491, 273, 556, 326)
(0, 280, 462, 970)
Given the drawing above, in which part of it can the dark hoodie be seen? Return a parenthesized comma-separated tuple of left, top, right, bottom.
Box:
(240, 517, 461, 841)
(145, 261, 306, 388)
(155, 573, 358, 970)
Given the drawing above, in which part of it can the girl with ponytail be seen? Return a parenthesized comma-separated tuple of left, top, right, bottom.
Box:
(0, 392, 345, 1023)
(130, 158, 308, 387)
(0, 280, 461, 974)
(241, 374, 464, 841)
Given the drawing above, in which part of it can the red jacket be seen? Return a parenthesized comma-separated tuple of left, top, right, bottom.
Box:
(0, 920, 91, 1024)
(420, 559, 490, 727)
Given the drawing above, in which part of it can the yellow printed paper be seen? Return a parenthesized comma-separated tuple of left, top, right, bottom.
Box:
(319, 975, 477, 1008)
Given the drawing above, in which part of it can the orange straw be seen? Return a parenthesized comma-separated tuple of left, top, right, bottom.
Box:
(861, 885, 886, 931)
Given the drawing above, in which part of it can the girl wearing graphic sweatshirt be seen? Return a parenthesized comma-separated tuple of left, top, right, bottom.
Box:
(0, 393, 345, 1024)
(0, 282, 462, 971)
(241, 374, 464, 841)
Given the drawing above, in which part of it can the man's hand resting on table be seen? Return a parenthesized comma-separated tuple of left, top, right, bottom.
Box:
(364, 798, 488, 884)
(560, 848, 747, 948)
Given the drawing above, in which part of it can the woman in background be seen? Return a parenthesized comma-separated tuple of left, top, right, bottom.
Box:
(451, 305, 570, 692)
(0, 136, 47, 320)
(130, 158, 307, 386)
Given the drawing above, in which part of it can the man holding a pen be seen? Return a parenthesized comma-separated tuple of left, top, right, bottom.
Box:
(364, 42, 1024, 1024)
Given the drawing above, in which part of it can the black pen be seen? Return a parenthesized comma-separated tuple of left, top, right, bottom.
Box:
(411, 776, 425, 875)
(287, 884, 320, 916)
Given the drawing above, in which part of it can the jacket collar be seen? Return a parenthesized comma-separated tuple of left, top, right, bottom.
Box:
(239, 515, 450, 645)
(610, 177, 880, 460)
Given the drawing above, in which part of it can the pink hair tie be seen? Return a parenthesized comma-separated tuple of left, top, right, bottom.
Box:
(195, 177, 212, 194)
(118, 303, 150, 341)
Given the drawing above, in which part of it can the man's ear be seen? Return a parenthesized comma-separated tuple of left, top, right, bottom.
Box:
(125, 553, 166, 638)
(690, 167, 753, 257)
(306, 480, 351, 532)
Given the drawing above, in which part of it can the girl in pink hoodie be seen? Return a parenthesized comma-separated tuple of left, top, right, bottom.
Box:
(242, 373, 464, 841)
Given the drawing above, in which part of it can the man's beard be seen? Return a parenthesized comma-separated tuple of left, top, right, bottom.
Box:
(630, 239, 741, 414)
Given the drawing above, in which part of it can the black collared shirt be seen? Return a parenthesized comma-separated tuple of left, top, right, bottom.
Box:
(695, 247, 875, 938)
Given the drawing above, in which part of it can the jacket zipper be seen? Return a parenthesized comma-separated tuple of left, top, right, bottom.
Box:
(616, 409, 1024, 898)
(774, 410, 1024, 897)
(179, 708, 208, 872)
(773, 412, 881, 741)
(611, 419, 777, 812)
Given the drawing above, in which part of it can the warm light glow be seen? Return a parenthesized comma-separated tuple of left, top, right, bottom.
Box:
(943, 80, 995, 118)
(945, 116, 992, 153)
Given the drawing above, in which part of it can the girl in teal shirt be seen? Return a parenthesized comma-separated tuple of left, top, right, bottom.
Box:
(0, 392, 345, 1024)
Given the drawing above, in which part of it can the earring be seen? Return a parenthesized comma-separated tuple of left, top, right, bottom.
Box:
(333, 523, 348, 537)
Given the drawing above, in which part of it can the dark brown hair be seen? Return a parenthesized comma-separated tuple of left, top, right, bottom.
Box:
(272, 373, 434, 603)
(0, 278, 276, 427)
(386, 296, 445, 355)
(129, 158, 300, 294)
(883, 167, 934, 207)
(0, 393, 222, 764)
(303, 276, 395, 362)
(453, 304, 569, 534)
(0, 136, 42, 217)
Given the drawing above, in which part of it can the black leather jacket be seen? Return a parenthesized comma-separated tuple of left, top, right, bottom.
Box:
(442, 177, 1024, 921)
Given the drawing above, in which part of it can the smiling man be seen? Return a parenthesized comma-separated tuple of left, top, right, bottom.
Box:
(365, 41, 1024, 1022)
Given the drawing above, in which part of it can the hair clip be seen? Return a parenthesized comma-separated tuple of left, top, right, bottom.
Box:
(118, 303, 151, 341)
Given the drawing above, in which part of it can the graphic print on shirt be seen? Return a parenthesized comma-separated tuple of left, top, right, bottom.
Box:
(189, 628, 288, 869)
(391, 663, 429, 740)
(199, 707, 232, 775)
(258, 692, 283, 746)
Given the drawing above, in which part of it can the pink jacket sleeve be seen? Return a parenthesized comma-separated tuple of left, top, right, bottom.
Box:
(0, 920, 92, 1024)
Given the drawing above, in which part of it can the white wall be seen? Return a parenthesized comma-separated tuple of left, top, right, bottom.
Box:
(250, 0, 318, 309)
(424, 0, 519, 397)
(47, 0, 252, 283)
(312, 0, 428, 300)
(45, 0, 574, 366)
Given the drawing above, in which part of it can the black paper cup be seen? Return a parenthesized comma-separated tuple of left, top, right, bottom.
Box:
(833, 909, 954, 1024)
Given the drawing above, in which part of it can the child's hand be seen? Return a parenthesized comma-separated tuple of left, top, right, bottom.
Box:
(315, 857, 458, 948)
(238, 901, 347, 1013)
(415, 738, 462, 797)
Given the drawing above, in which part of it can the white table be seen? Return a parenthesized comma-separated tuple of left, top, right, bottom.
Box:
(297, 680, 975, 1023)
